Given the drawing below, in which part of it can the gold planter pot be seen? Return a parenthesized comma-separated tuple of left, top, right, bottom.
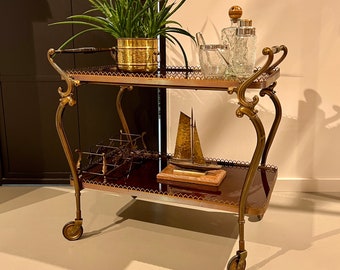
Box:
(115, 38, 159, 73)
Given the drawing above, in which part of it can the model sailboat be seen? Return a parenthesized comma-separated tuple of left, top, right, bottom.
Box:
(156, 110, 225, 191)
(170, 110, 221, 171)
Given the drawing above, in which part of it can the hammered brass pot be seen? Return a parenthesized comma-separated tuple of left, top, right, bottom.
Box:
(115, 38, 159, 73)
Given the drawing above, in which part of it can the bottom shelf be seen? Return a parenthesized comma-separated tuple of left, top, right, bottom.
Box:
(71, 158, 278, 216)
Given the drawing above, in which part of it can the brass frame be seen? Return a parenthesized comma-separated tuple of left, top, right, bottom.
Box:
(48, 45, 288, 270)
(227, 46, 287, 268)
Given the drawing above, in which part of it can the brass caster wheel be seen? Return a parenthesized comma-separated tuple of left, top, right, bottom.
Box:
(257, 214, 263, 221)
(227, 254, 246, 270)
(248, 214, 264, 222)
(62, 221, 83, 241)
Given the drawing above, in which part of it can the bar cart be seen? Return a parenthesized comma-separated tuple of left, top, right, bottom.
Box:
(48, 45, 287, 270)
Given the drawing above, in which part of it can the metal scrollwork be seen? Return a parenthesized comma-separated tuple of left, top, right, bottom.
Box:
(48, 48, 83, 233)
(235, 45, 287, 118)
(236, 46, 276, 116)
(47, 48, 79, 100)
(59, 95, 76, 107)
(236, 104, 258, 119)
(230, 45, 287, 268)
(260, 81, 277, 97)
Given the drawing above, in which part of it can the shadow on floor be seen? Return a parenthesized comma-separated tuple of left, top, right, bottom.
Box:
(116, 198, 239, 238)
(0, 186, 69, 214)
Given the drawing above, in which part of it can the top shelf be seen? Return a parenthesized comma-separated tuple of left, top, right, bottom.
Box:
(65, 65, 280, 91)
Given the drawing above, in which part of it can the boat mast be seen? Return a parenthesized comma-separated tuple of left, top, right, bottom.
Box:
(191, 108, 194, 164)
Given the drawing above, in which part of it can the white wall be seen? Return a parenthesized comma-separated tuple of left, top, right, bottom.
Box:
(166, 0, 340, 191)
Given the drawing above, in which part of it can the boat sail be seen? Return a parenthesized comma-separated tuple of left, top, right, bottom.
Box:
(170, 110, 221, 171)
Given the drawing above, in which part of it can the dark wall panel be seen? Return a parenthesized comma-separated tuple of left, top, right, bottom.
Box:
(0, 0, 162, 184)
(0, 81, 78, 180)
(0, 0, 76, 183)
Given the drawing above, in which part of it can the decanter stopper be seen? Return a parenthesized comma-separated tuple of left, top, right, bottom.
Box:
(229, 5, 243, 22)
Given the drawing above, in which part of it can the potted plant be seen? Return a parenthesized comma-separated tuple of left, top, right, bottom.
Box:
(50, 0, 195, 72)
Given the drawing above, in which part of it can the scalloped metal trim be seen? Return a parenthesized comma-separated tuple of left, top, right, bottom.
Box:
(66, 65, 279, 84)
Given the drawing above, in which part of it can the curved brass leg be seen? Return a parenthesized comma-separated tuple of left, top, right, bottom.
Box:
(235, 106, 266, 262)
(48, 48, 83, 240)
(56, 96, 83, 239)
(116, 85, 134, 145)
(260, 82, 282, 166)
(228, 46, 289, 263)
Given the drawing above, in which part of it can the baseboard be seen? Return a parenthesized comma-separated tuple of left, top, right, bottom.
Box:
(275, 178, 340, 192)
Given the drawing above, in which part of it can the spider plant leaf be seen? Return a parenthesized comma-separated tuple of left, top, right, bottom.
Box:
(58, 28, 100, 49)
(165, 33, 189, 69)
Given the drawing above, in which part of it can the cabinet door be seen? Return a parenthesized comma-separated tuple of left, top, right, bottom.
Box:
(0, 0, 77, 183)
(0, 0, 163, 184)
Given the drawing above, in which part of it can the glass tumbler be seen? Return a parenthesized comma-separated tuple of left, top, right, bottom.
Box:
(199, 44, 228, 79)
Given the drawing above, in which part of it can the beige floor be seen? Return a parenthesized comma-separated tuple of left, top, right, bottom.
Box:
(0, 185, 339, 270)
